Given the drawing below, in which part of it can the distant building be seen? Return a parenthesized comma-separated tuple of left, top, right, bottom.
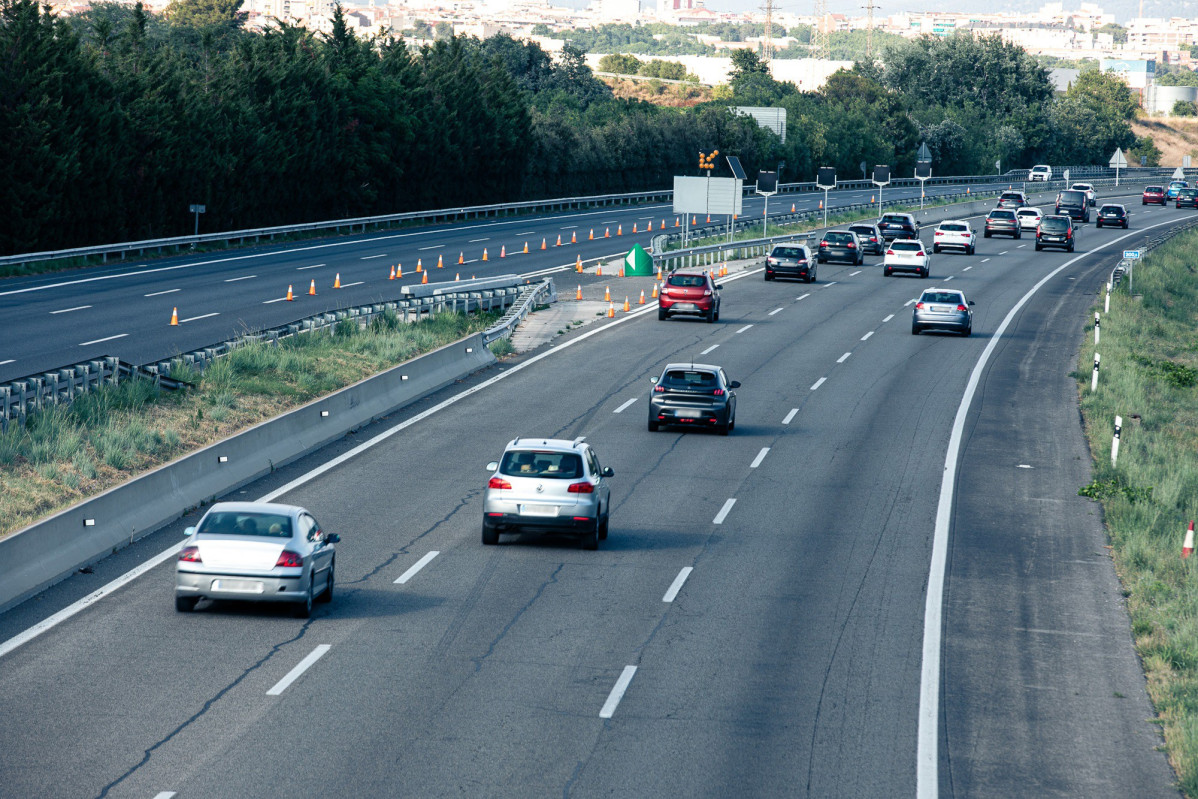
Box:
(1101, 57, 1156, 89)
(598, 0, 640, 22)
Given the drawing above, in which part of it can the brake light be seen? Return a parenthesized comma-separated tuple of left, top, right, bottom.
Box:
(819, 240, 828, 248)
(654, 385, 665, 393)
(567, 482, 595, 494)
(847, 242, 856, 249)
(956, 304, 967, 311)
(712, 388, 725, 396)
(275, 550, 303, 568)
(1066, 229, 1072, 239)
(179, 546, 202, 563)
(660, 286, 669, 296)
(703, 289, 712, 296)
(934, 231, 943, 236)
(915, 302, 925, 310)
(886, 250, 894, 256)
(488, 476, 512, 489)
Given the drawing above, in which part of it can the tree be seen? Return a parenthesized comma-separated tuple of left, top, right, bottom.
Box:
(639, 60, 687, 80)
(1129, 135, 1162, 166)
(1051, 70, 1137, 164)
(1173, 100, 1197, 117)
(1157, 69, 1198, 87)
(1095, 23, 1127, 45)
(163, 0, 245, 30)
(728, 48, 768, 82)
(598, 53, 641, 75)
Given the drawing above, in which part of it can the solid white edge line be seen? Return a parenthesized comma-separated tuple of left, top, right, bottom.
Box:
(0, 359, 14, 366)
(613, 397, 637, 414)
(79, 334, 128, 346)
(810, 377, 826, 390)
(662, 567, 693, 603)
(883, 314, 894, 323)
(861, 331, 875, 341)
(782, 408, 798, 425)
(915, 220, 1174, 799)
(599, 665, 638, 718)
(837, 352, 851, 363)
(700, 344, 719, 355)
(712, 498, 736, 525)
(749, 447, 769, 468)
(266, 644, 332, 696)
(394, 551, 440, 584)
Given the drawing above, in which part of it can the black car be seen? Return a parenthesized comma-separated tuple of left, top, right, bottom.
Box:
(764, 243, 816, 282)
(1035, 215, 1076, 252)
(648, 363, 739, 435)
(1055, 190, 1090, 223)
(1178, 188, 1198, 209)
(877, 213, 919, 241)
(1096, 204, 1128, 229)
(984, 209, 1022, 239)
(848, 223, 885, 256)
(817, 230, 864, 265)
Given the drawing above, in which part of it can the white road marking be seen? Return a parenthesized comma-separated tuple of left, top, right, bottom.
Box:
(823, 281, 838, 287)
(178, 313, 219, 323)
(561, 225, 578, 229)
(360, 254, 387, 260)
(782, 408, 798, 425)
(768, 307, 784, 316)
(736, 324, 753, 334)
(340, 281, 365, 288)
(469, 238, 489, 243)
(962, 266, 972, 271)
(861, 331, 874, 341)
(944, 276, 954, 281)
(267, 645, 332, 696)
(394, 551, 440, 584)
(144, 289, 180, 297)
(849, 270, 862, 276)
(980, 258, 991, 263)
(700, 344, 719, 355)
(713, 498, 736, 524)
(262, 297, 288, 304)
(79, 334, 128, 346)
(224, 275, 257, 283)
(599, 665, 638, 718)
(883, 314, 894, 323)
(613, 398, 637, 413)
(750, 448, 770, 468)
(797, 293, 810, 300)
(1017, 244, 1027, 248)
(905, 299, 917, 306)
(418, 245, 442, 251)
(1017, 464, 1033, 469)
(999, 251, 1009, 255)
(297, 264, 324, 270)
(51, 305, 91, 314)
(152, 793, 176, 799)
(662, 567, 693, 602)
(837, 352, 851, 363)
(810, 377, 826, 390)
(0, 359, 13, 366)
(516, 231, 536, 235)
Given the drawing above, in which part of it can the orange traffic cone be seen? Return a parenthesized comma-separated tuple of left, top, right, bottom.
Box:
(651, 283, 659, 299)
(522, 242, 529, 254)
(396, 264, 403, 278)
(692, 216, 697, 224)
(604, 286, 611, 302)
(458, 252, 464, 265)
(604, 228, 610, 238)
(819, 200, 823, 209)
(674, 218, 680, 227)
(632, 223, 638, 233)
(607, 302, 615, 318)
(421, 271, 428, 284)
(483, 248, 488, 261)
(389, 265, 396, 280)
(500, 245, 506, 258)
(638, 290, 646, 305)
(575, 285, 583, 300)
(663, 219, 667, 229)
(455, 273, 460, 281)
(618, 266, 625, 277)
(571, 231, 577, 244)
(333, 273, 341, 288)
(589, 229, 595, 240)
(556, 234, 562, 246)
(870, 195, 875, 204)
(623, 297, 631, 312)
(308, 280, 316, 296)
(286, 285, 294, 301)
(657, 267, 663, 281)
(170, 307, 179, 326)
(541, 238, 547, 250)
(706, 215, 711, 223)
(416, 259, 423, 272)
(596, 263, 602, 276)
(617, 224, 623, 236)
(647, 221, 653, 231)
(576, 255, 583, 273)
(791, 203, 796, 212)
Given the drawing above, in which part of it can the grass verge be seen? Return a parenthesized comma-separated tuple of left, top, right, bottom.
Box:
(0, 311, 499, 539)
(1074, 228, 1198, 794)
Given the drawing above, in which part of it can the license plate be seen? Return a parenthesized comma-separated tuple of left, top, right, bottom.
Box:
(932, 305, 953, 312)
(212, 579, 264, 594)
(521, 504, 558, 517)
(673, 303, 695, 311)
(677, 409, 702, 418)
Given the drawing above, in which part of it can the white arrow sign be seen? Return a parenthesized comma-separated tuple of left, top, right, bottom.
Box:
(1109, 148, 1128, 169)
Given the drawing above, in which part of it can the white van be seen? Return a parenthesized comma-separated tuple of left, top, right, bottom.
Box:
(1029, 164, 1052, 182)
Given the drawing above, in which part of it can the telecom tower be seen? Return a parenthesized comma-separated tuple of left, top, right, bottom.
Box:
(762, 0, 775, 62)
(864, 0, 875, 59)
(811, 0, 828, 60)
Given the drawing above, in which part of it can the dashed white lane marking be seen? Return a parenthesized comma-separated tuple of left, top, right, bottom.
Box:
(394, 551, 440, 584)
(1017, 464, 1033, 469)
(224, 274, 258, 284)
(782, 408, 798, 425)
(0, 359, 13, 366)
(341, 281, 365, 288)
(516, 231, 537, 235)
(297, 264, 324, 270)
(849, 270, 862, 276)
(561, 225, 578, 229)
(810, 377, 827, 391)
(152, 793, 176, 799)
(999, 251, 1009, 255)
(962, 266, 972, 271)
(883, 314, 894, 323)
(361, 254, 387, 260)
(980, 258, 991, 263)
(750, 448, 770, 468)
(768, 307, 785, 316)
(823, 281, 838, 287)
(51, 305, 92, 314)
(263, 297, 289, 304)
(861, 331, 875, 341)
(797, 293, 810, 300)
(145, 289, 180, 297)
(837, 352, 851, 363)
(469, 238, 489, 243)
(736, 324, 753, 334)
(80, 334, 128, 346)
(700, 344, 719, 355)
(944, 276, 954, 281)
(613, 398, 637, 413)
(599, 665, 638, 718)
(1016, 244, 1027, 248)
(713, 499, 736, 524)
(266, 645, 332, 696)
(663, 567, 693, 602)
(418, 245, 442, 250)
(179, 312, 219, 323)
(905, 299, 917, 306)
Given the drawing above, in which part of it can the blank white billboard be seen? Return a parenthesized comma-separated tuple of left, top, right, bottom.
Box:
(673, 176, 743, 216)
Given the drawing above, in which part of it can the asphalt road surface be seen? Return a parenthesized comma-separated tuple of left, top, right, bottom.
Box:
(0, 195, 1190, 798)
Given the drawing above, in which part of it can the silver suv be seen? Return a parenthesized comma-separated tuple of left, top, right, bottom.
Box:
(482, 437, 613, 549)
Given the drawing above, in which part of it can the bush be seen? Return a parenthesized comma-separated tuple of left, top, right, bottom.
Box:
(1173, 100, 1198, 117)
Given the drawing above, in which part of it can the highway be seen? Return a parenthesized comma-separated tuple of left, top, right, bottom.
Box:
(0, 189, 1192, 798)
(0, 180, 1015, 384)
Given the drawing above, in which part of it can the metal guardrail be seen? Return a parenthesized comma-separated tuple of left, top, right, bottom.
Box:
(483, 279, 557, 344)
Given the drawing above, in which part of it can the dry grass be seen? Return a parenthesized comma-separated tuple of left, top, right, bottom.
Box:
(600, 76, 713, 107)
(1133, 118, 1198, 167)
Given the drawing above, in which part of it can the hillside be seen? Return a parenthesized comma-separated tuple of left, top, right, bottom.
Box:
(1134, 118, 1198, 167)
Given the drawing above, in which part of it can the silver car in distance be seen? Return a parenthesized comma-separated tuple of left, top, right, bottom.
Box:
(175, 502, 339, 617)
(912, 288, 974, 336)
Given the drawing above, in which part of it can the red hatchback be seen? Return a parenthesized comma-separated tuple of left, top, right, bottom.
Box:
(658, 270, 721, 323)
(1142, 185, 1166, 205)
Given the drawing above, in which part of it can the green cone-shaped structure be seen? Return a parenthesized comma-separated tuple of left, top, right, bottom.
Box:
(624, 243, 654, 276)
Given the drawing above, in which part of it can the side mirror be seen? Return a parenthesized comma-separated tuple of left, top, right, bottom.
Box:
(326, 533, 341, 544)
(602, 467, 614, 477)
(968, 301, 975, 306)
(729, 380, 741, 389)
(184, 526, 196, 537)
(714, 284, 722, 290)
(486, 461, 499, 471)
(650, 377, 658, 384)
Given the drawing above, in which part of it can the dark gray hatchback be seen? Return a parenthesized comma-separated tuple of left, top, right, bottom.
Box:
(1035, 215, 1076, 251)
(764, 243, 816, 282)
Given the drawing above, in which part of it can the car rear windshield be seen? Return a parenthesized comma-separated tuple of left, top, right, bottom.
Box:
(1016, 209, 1039, 215)
(771, 247, 805, 258)
(500, 450, 583, 479)
(825, 232, 853, 243)
(200, 511, 292, 538)
(1058, 191, 1086, 204)
(921, 292, 963, 304)
(849, 225, 875, 235)
(1181, 189, 1198, 198)
(989, 210, 1015, 219)
(662, 369, 719, 389)
(1100, 205, 1123, 213)
(880, 214, 909, 224)
(939, 223, 967, 231)
(667, 274, 706, 287)
(1146, 186, 1163, 192)
(1000, 193, 1023, 200)
(891, 241, 923, 251)
(1040, 217, 1069, 231)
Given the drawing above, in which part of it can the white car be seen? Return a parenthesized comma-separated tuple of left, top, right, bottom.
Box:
(1029, 164, 1052, 182)
(1016, 207, 1044, 230)
(1070, 182, 1097, 207)
(883, 238, 930, 278)
(932, 220, 975, 254)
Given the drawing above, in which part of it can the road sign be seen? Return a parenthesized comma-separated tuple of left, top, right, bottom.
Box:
(1175, 166, 1187, 179)
(1109, 148, 1128, 169)
(917, 142, 932, 162)
(1063, 169, 1070, 186)
(756, 170, 778, 194)
(872, 165, 890, 186)
(1123, 250, 1141, 259)
(915, 161, 932, 179)
(189, 204, 206, 214)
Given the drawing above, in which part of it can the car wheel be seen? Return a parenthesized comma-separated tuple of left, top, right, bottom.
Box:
(658, 308, 667, 321)
(719, 419, 731, 436)
(1015, 232, 1021, 239)
(714, 306, 720, 322)
(984, 231, 991, 238)
(933, 245, 940, 254)
(706, 308, 715, 324)
(317, 562, 334, 603)
(1068, 243, 1075, 252)
(648, 418, 659, 432)
(962, 325, 972, 337)
(482, 521, 499, 545)
(921, 267, 929, 278)
(294, 578, 315, 618)
(1035, 243, 1042, 251)
(583, 518, 600, 550)
(884, 267, 892, 277)
(765, 271, 773, 281)
(598, 512, 609, 541)
(1096, 222, 1102, 228)
(857, 254, 864, 265)
(1123, 222, 1129, 229)
(911, 323, 920, 335)
(175, 596, 198, 613)
(817, 256, 826, 264)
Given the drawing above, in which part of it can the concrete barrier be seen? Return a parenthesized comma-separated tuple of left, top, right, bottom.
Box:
(0, 333, 497, 613)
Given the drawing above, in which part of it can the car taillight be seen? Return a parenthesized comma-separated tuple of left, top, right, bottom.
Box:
(567, 482, 594, 494)
(934, 231, 943, 236)
(703, 289, 712, 296)
(1066, 230, 1072, 238)
(276, 550, 303, 568)
(956, 304, 967, 311)
(712, 388, 725, 396)
(654, 385, 665, 393)
(179, 546, 201, 563)
(847, 242, 856, 249)
(915, 302, 925, 310)
(819, 240, 828, 248)
(886, 250, 894, 256)
(488, 476, 512, 489)
(660, 286, 669, 295)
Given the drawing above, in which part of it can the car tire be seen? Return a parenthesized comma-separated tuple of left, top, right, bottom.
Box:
(968, 245, 975, 255)
(1096, 222, 1102, 228)
(933, 245, 940, 254)
(962, 325, 972, 337)
(1035, 243, 1042, 251)
(598, 512, 609, 541)
(482, 522, 499, 545)
(1068, 243, 1075, 252)
(294, 579, 315, 618)
(317, 562, 334, 603)
(817, 256, 826, 264)
(648, 418, 659, 432)
(706, 308, 715, 324)
(719, 419, 731, 436)
(175, 596, 198, 613)
(658, 308, 667, 321)
(583, 518, 600, 551)
(857, 253, 864, 266)
(1123, 222, 1129, 229)
(764, 271, 773, 281)
(911, 323, 920, 335)
(921, 267, 929, 278)
(884, 267, 892, 277)
(714, 306, 720, 322)
(984, 231, 991, 238)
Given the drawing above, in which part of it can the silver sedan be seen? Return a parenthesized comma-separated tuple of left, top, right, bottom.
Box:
(175, 502, 339, 617)
(912, 288, 974, 336)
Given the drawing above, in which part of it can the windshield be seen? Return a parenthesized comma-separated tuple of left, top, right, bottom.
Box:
(990, 210, 1015, 219)
(667, 274, 706, 287)
(662, 369, 718, 389)
(1058, 191, 1086, 204)
(881, 215, 908, 224)
(825, 232, 854, 243)
(199, 511, 292, 538)
(940, 224, 967, 231)
(921, 292, 963, 304)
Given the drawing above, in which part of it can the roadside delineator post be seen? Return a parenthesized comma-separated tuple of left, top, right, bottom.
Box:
(1105, 281, 1111, 313)
(1111, 415, 1122, 467)
(1184, 521, 1195, 559)
(1091, 353, 1100, 392)
(170, 307, 179, 326)
(1094, 312, 1100, 346)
